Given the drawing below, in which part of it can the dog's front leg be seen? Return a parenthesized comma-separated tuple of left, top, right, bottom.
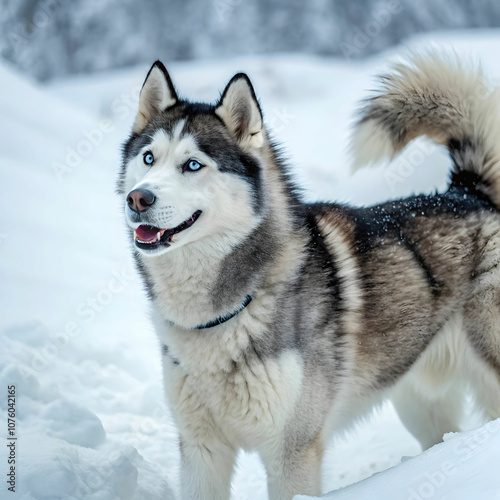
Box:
(179, 439, 236, 500)
(263, 436, 324, 500)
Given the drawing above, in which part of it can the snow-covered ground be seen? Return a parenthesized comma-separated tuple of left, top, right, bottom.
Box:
(2, 30, 500, 499)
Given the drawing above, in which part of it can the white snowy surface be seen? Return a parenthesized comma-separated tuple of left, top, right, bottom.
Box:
(1, 30, 500, 499)
(297, 419, 500, 500)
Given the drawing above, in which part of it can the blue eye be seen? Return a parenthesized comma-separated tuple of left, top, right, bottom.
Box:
(143, 152, 154, 165)
(185, 159, 203, 172)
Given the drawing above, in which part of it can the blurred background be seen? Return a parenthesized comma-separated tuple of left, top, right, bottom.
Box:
(1, 1, 500, 499)
(2, 0, 500, 81)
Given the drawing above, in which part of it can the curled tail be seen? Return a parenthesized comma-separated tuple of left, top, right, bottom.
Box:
(351, 52, 500, 206)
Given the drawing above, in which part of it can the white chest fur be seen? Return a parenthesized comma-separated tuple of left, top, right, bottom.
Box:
(153, 305, 304, 449)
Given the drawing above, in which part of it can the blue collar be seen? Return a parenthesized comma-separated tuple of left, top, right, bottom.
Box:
(195, 295, 252, 329)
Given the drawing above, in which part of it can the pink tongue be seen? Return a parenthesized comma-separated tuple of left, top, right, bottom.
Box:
(135, 225, 160, 242)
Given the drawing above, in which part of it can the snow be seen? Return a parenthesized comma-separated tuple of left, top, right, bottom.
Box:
(2, 30, 500, 499)
(297, 419, 500, 500)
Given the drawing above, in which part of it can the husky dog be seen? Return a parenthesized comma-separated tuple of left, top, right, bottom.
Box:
(118, 54, 500, 499)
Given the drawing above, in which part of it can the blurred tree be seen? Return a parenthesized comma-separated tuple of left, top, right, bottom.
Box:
(1, 0, 500, 81)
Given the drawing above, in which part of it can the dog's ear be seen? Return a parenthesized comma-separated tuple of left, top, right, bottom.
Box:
(133, 61, 178, 133)
(216, 73, 264, 150)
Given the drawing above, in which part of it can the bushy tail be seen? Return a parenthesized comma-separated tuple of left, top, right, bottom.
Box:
(351, 52, 500, 206)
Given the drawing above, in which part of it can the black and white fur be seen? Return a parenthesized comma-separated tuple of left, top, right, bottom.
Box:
(118, 54, 500, 499)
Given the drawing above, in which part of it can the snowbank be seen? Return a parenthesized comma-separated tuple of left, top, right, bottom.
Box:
(298, 419, 500, 500)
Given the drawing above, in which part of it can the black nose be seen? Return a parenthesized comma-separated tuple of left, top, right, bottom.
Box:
(127, 189, 156, 213)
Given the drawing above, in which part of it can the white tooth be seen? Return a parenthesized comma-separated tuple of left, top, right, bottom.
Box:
(157, 231, 161, 242)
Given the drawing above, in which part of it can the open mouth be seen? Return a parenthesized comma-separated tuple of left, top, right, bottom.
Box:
(134, 210, 202, 250)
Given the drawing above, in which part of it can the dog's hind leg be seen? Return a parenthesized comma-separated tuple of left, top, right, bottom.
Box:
(467, 360, 500, 424)
(391, 317, 467, 450)
(463, 267, 500, 422)
(391, 376, 464, 450)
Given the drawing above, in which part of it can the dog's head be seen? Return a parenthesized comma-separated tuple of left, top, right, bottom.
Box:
(119, 61, 268, 257)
